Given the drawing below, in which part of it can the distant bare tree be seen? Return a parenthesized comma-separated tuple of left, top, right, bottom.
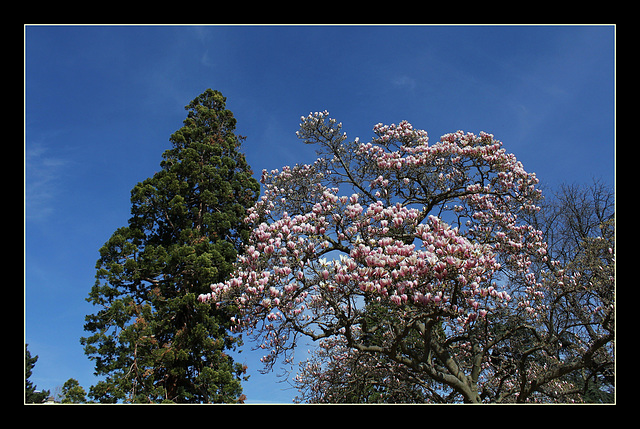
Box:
(521, 180, 614, 402)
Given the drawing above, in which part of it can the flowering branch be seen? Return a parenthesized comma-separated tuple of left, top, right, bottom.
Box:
(199, 112, 613, 403)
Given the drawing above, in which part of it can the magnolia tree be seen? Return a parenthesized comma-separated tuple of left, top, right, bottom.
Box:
(199, 112, 614, 403)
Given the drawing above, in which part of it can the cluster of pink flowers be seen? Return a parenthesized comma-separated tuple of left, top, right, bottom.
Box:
(344, 212, 508, 324)
(199, 111, 549, 375)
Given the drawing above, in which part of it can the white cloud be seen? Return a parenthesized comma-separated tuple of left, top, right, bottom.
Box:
(25, 142, 69, 221)
(392, 75, 417, 91)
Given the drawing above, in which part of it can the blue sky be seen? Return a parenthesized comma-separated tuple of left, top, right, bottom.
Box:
(24, 25, 615, 403)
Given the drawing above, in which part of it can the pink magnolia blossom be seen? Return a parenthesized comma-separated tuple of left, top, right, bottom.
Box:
(201, 111, 561, 403)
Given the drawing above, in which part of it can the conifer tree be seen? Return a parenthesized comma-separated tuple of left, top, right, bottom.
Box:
(25, 344, 50, 403)
(81, 89, 260, 403)
(61, 378, 88, 403)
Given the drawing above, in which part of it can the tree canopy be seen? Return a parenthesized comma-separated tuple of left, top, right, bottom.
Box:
(82, 89, 260, 403)
(200, 111, 614, 403)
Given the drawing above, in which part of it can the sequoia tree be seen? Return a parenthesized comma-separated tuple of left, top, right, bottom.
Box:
(82, 89, 260, 403)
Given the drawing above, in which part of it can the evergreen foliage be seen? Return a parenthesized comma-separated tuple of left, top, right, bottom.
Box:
(81, 89, 260, 403)
(61, 378, 88, 403)
(25, 344, 50, 403)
